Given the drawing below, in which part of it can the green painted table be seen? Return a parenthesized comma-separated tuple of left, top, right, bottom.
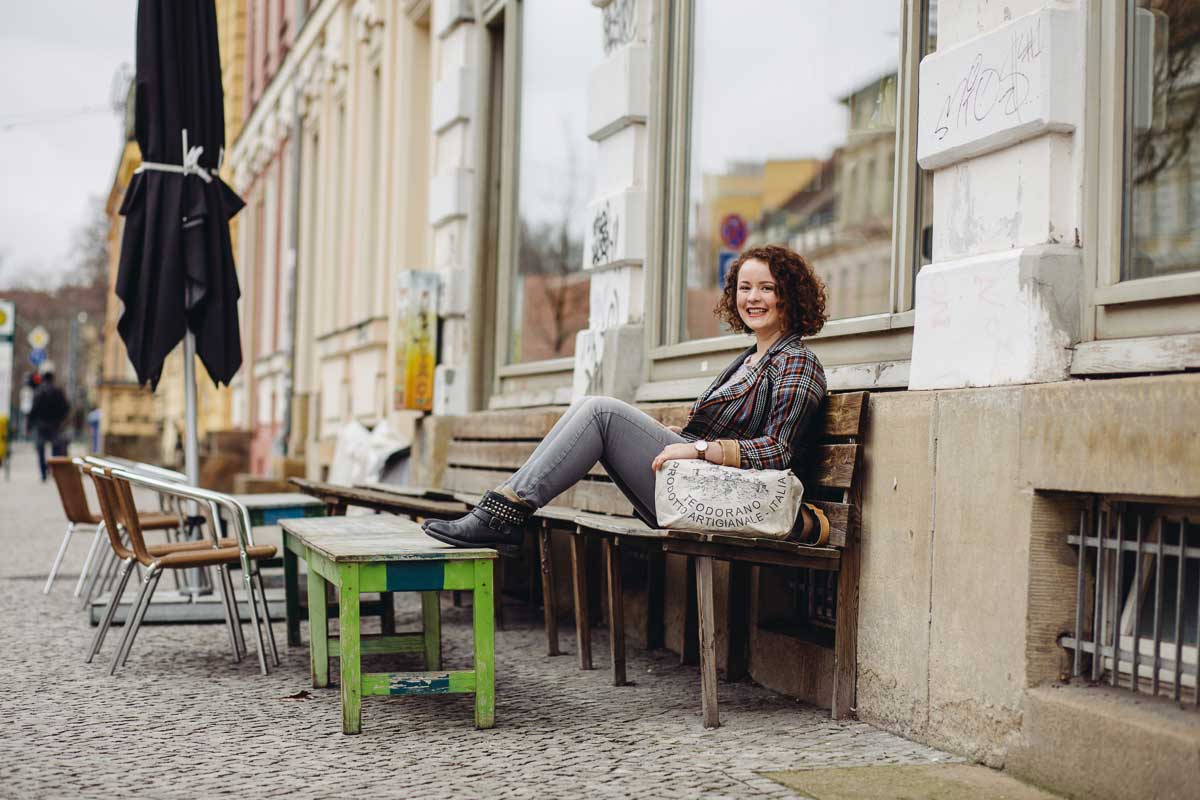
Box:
(280, 515, 497, 734)
(220, 493, 334, 643)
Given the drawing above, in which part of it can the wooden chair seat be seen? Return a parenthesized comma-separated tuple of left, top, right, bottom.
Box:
(153, 544, 277, 569)
(146, 538, 238, 557)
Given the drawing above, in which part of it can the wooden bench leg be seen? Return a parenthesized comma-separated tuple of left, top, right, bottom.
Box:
(338, 564, 362, 735)
(473, 559, 496, 729)
(682, 556, 699, 666)
(421, 591, 442, 670)
(647, 547, 666, 651)
(570, 532, 593, 670)
(602, 537, 627, 686)
(726, 562, 753, 682)
(307, 557, 329, 689)
(832, 542, 861, 720)
(284, 544, 302, 647)
(538, 524, 561, 656)
(381, 591, 396, 635)
(695, 556, 720, 729)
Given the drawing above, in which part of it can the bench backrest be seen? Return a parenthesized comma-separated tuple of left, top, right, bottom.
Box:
(441, 392, 867, 548)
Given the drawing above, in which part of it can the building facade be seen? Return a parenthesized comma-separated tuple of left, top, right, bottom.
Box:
(231, 2, 1199, 796)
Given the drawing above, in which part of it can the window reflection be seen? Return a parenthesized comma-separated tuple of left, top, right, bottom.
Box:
(510, 0, 600, 364)
(1124, 0, 1200, 281)
(682, 1, 901, 341)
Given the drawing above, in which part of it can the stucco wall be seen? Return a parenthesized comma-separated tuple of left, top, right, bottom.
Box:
(852, 374, 1199, 765)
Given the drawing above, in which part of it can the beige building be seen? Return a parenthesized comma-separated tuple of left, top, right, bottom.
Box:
(229, 0, 436, 475)
(230, 3, 1199, 798)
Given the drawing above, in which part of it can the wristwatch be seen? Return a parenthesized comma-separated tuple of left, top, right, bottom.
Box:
(693, 440, 709, 457)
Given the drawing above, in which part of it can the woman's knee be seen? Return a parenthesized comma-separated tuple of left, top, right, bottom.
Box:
(579, 395, 631, 416)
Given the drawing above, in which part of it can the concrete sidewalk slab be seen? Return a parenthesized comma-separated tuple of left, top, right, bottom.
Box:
(764, 763, 1062, 800)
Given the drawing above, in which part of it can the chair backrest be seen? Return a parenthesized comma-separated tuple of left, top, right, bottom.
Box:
(108, 471, 159, 565)
(84, 465, 135, 561)
(48, 456, 94, 524)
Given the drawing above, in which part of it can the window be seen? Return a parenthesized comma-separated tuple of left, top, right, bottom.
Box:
(914, 1, 937, 286)
(669, 1, 902, 343)
(1062, 500, 1199, 705)
(648, 0, 927, 390)
(1123, 1, 1200, 281)
(506, 0, 599, 364)
(1089, 2, 1200, 343)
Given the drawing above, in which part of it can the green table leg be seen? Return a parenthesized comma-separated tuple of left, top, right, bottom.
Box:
(284, 542, 301, 647)
(473, 559, 495, 729)
(421, 591, 442, 670)
(307, 555, 329, 689)
(339, 563, 362, 735)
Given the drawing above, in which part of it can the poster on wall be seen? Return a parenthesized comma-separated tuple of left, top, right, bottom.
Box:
(393, 271, 439, 412)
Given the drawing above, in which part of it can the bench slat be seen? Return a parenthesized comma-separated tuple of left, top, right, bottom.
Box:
(447, 441, 607, 478)
(444, 467, 847, 547)
(662, 538, 842, 571)
(447, 440, 856, 489)
(641, 391, 866, 438)
(450, 409, 564, 439)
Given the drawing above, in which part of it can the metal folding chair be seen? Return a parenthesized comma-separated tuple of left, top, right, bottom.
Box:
(99, 466, 280, 675)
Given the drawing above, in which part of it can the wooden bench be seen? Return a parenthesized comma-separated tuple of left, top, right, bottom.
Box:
(438, 393, 867, 727)
(290, 393, 866, 727)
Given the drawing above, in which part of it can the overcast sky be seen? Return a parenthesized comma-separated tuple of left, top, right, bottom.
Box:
(0, 0, 139, 289)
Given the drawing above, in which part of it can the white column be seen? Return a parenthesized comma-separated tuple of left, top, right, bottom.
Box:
(909, 5, 1085, 389)
(573, 0, 652, 401)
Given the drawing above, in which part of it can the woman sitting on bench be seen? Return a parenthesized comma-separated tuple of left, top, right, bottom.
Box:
(423, 243, 829, 555)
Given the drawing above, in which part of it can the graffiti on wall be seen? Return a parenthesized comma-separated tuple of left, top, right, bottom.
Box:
(602, 0, 637, 54)
(590, 201, 619, 268)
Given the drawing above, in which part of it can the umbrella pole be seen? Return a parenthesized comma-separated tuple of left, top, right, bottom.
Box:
(183, 331, 199, 485)
(180, 332, 211, 599)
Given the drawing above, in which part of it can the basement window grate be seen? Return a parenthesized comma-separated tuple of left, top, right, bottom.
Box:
(1061, 499, 1199, 706)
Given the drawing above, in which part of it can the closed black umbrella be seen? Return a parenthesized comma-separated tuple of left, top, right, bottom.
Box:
(116, 0, 244, 392)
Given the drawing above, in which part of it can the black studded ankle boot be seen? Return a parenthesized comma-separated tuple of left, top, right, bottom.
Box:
(421, 490, 533, 556)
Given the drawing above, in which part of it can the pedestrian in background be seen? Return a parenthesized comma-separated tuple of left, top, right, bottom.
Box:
(26, 363, 70, 481)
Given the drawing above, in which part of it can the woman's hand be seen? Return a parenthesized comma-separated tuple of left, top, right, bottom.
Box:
(652, 443, 699, 472)
(665, 425, 682, 434)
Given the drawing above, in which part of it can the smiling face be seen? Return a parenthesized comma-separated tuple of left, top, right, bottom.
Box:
(736, 258, 783, 337)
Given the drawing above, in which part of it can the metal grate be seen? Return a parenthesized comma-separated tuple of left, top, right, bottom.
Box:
(1061, 499, 1199, 705)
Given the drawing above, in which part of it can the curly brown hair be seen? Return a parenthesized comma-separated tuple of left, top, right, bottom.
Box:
(714, 244, 827, 337)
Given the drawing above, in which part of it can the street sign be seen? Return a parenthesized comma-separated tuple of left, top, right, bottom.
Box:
(720, 213, 748, 250)
(0, 300, 13, 338)
(718, 250, 738, 288)
(29, 347, 47, 367)
(27, 325, 49, 349)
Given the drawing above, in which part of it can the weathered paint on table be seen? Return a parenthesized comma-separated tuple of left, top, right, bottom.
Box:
(281, 514, 496, 733)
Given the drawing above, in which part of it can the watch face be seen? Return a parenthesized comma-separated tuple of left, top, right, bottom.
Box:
(695, 440, 708, 453)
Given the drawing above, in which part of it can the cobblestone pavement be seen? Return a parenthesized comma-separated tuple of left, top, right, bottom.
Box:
(0, 446, 956, 799)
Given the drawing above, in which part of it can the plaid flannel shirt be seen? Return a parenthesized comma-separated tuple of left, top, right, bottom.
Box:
(681, 333, 826, 470)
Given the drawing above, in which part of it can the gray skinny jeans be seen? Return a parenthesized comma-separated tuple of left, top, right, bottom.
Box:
(502, 396, 686, 524)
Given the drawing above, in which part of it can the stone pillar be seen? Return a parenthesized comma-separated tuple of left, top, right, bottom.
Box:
(573, 0, 652, 401)
(909, 5, 1084, 389)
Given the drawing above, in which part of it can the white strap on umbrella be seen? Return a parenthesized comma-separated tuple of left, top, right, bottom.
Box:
(135, 129, 213, 183)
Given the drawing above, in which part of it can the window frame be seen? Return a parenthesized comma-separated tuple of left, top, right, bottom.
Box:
(1085, 2, 1200, 347)
(476, 0, 594, 409)
(640, 0, 927, 400)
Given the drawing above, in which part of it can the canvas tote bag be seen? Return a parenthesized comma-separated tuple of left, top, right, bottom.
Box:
(654, 458, 804, 539)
